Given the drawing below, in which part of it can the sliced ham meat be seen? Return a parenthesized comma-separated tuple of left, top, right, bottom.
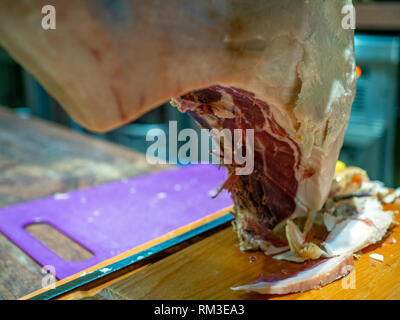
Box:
(177, 79, 354, 252)
(232, 254, 354, 295)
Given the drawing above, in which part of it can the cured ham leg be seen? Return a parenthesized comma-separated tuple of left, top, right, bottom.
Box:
(0, 1, 356, 258)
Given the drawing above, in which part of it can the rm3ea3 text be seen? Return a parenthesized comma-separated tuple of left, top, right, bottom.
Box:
(154, 304, 245, 317)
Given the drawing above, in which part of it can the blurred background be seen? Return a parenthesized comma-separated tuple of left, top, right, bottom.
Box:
(0, 0, 399, 187)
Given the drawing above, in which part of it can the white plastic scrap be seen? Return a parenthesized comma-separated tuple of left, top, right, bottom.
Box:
(369, 253, 384, 262)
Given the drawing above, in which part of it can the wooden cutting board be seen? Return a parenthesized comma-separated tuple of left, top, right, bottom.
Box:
(51, 203, 400, 300)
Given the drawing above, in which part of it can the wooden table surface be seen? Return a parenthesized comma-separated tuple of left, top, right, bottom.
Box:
(0, 106, 168, 299)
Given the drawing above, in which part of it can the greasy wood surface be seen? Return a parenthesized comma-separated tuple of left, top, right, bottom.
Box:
(0, 106, 168, 299)
(86, 207, 400, 300)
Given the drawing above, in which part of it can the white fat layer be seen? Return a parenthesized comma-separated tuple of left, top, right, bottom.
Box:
(272, 251, 308, 263)
(322, 197, 393, 257)
(326, 80, 346, 113)
(256, 240, 289, 256)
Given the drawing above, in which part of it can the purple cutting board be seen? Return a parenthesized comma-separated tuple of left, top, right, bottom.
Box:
(0, 164, 232, 279)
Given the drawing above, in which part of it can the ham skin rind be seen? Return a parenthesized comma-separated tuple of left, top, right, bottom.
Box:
(231, 254, 354, 295)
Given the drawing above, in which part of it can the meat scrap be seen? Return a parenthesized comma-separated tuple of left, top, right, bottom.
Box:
(232, 255, 354, 295)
